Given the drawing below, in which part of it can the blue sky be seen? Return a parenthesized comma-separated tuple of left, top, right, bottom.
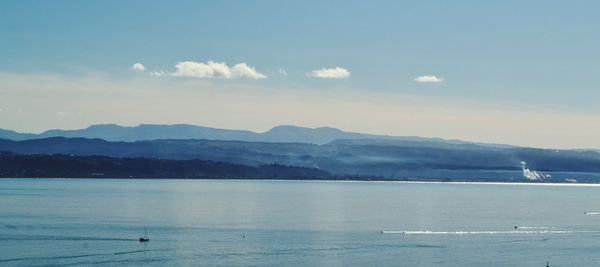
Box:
(1, 1, 599, 148)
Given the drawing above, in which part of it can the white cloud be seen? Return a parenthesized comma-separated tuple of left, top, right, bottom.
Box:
(414, 75, 443, 83)
(277, 68, 288, 76)
(231, 63, 267, 79)
(307, 67, 351, 79)
(169, 61, 266, 79)
(173, 61, 231, 78)
(56, 111, 67, 116)
(132, 63, 146, 72)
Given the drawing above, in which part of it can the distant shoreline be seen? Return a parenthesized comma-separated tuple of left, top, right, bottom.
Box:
(2, 177, 597, 186)
(2, 153, 598, 184)
(3, 134, 600, 183)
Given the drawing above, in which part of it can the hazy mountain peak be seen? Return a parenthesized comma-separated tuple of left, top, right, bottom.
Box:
(84, 124, 127, 130)
(0, 123, 514, 147)
(266, 125, 313, 131)
(315, 126, 344, 132)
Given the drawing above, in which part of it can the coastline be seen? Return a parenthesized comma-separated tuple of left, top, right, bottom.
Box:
(2, 177, 598, 187)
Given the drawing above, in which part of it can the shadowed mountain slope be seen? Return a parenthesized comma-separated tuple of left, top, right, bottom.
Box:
(1, 137, 600, 182)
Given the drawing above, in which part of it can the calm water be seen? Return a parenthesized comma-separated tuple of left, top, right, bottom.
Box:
(2, 179, 600, 266)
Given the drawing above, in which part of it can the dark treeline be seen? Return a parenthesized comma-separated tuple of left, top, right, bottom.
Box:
(0, 153, 329, 179)
(2, 137, 600, 182)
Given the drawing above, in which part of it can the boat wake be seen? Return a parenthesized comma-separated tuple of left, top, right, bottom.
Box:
(381, 230, 597, 235)
(584, 212, 600, 215)
(515, 226, 553, 229)
(0, 248, 174, 263)
(0, 235, 135, 241)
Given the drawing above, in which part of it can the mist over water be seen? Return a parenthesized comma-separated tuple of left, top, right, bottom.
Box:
(2, 179, 600, 266)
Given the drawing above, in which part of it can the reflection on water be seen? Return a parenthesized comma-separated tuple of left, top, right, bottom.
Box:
(1, 179, 600, 266)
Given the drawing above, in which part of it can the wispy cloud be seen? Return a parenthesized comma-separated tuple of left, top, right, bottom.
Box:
(414, 75, 443, 83)
(132, 63, 146, 72)
(154, 61, 267, 80)
(277, 68, 288, 76)
(149, 70, 167, 77)
(307, 67, 351, 79)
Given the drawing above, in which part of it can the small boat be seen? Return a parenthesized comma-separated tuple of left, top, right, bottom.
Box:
(139, 227, 150, 242)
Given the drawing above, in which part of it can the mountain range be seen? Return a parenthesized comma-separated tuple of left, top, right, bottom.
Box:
(0, 124, 510, 147)
(1, 123, 600, 182)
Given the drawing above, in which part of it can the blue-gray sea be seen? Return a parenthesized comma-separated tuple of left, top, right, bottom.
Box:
(2, 179, 600, 266)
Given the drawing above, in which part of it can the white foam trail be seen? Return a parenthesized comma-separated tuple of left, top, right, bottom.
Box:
(381, 230, 597, 235)
(584, 212, 600, 215)
(516, 226, 552, 229)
